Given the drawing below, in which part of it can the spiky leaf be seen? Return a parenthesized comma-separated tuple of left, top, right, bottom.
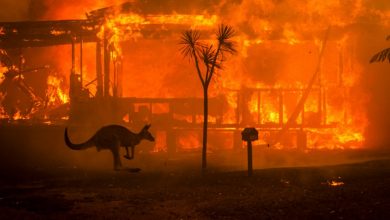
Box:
(216, 24, 237, 55)
(370, 48, 390, 63)
(179, 30, 202, 59)
(200, 45, 221, 69)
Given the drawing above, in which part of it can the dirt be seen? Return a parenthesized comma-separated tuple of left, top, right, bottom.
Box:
(0, 159, 389, 219)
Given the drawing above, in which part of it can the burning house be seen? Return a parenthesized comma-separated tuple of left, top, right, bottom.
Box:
(0, 0, 389, 153)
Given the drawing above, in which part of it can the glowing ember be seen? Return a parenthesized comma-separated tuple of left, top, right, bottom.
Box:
(50, 30, 67, 36)
(328, 180, 345, 187)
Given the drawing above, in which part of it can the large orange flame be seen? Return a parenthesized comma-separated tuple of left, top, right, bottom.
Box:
(10, 0, 389, 150)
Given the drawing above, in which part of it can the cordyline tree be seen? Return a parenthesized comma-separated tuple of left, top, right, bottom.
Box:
(180, 24, 236, 173)
(370, 35, 390, 63)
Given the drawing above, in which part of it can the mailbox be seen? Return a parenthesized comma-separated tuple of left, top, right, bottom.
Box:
(241, 127, 258, 142)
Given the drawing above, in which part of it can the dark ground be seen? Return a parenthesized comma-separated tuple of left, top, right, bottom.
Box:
(0, 124, 390, 219)
(0, 159, 389, 219)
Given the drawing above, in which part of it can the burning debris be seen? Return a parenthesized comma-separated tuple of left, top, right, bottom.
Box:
(322, 177, 345, 187)
(0, 49, 69, 121)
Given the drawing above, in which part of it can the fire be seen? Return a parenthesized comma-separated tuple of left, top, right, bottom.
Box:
(327, 180, 344, 187)
(2, 0, 389, 150)
(152, 131, 167, 153)
(50, 30, 67, 36)
(0, 65, 8, 84)
(282, 24, 300, 45)
(147, 14, 218, 28)
(324, 176, 345, 187)
(97, 13, 145, 59)
(97, 13, 218, 59)
(12, 111, 25, 120)
(46, 75, 69, 105)
(87, 1, 366, 149)
(177, 132, 201, 151)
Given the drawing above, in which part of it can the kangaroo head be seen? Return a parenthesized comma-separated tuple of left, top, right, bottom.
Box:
(140, 124, 155, 142)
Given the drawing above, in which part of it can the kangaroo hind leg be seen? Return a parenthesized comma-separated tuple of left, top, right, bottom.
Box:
(124, 146, 134, 160)
(111, 140, 122, 171)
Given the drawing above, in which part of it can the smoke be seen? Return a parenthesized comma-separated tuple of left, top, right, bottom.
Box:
(358, 28, 390, 148)
(0, 0, 30, 21)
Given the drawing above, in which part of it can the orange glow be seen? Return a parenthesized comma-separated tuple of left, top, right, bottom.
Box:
(326, 180, 345, 187)
(329, 181, 344, 186)
(97, 13, 218, 59)
(177, 133, 201, 151)
(5, 0, 387, 150)
(12, 111, 24, 120)
(147, 14, 218, 28)
(0, 65, 8, 84)
(152, 131, 167, 153)
(50, 30, 67, 36)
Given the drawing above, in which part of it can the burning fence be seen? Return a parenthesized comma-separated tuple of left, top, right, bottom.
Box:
(0, 0, 389, 151)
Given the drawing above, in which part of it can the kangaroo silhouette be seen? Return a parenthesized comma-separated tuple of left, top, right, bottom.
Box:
(64, 124, 155, 170)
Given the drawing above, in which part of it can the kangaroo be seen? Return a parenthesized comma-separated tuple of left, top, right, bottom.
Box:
(64, 124, 155, 170)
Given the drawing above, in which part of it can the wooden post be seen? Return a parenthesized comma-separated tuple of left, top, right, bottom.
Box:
(301, 90, 305, 126)
(323, 88, 327, 125)
(70, 38, 76, 102)
(71, 39, 75, 74)
(236, 90, 240, 126)
(247, 140, 253, 177)
(79, 36, 83, 85)
(96, 41, 103, 97)
(118, 59, 123, 97)
(113, 58, 117, 97)
(257, 91, 261, 125)
(242, 128, 258, 176)
(103, 36, 110, 97)
(279, 91, 284, 126)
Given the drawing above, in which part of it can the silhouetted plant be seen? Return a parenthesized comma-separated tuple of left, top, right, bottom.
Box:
(370, 35, 390, 63)
(180, 24, 236, 174)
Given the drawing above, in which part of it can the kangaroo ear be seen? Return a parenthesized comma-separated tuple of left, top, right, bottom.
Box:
(143, 124, 151, 130)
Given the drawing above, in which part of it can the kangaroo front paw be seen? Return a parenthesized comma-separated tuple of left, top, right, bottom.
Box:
(123, 155, 132, 160)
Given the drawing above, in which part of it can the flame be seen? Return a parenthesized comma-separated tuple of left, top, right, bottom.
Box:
(97, 13, 218, 59)
(0, 65, 8, 84)
(50, 30, 67, 36)
(46, 75, 69, 105)
(328, 180, 344, 187)
(12, 111, 24, 120)
(97, 13, 146, 59)
(282, 24, 300, 45)
(147, 14, 218, 28)
(152, 131, 167, 153)
(177, 132, 201, 151)
(5, 0, 387, 149)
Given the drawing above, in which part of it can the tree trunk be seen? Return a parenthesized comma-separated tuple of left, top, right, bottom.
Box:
(202, 86, 208, 174)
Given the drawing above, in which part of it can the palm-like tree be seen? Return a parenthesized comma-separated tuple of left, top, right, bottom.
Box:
(370, 35, 390, 63)
(180, 24, 236, 174)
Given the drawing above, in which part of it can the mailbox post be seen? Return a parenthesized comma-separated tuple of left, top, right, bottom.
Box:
(241, 128, 258, 177)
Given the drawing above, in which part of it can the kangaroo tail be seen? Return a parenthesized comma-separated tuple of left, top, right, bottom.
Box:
(64, 128, 93, 150)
